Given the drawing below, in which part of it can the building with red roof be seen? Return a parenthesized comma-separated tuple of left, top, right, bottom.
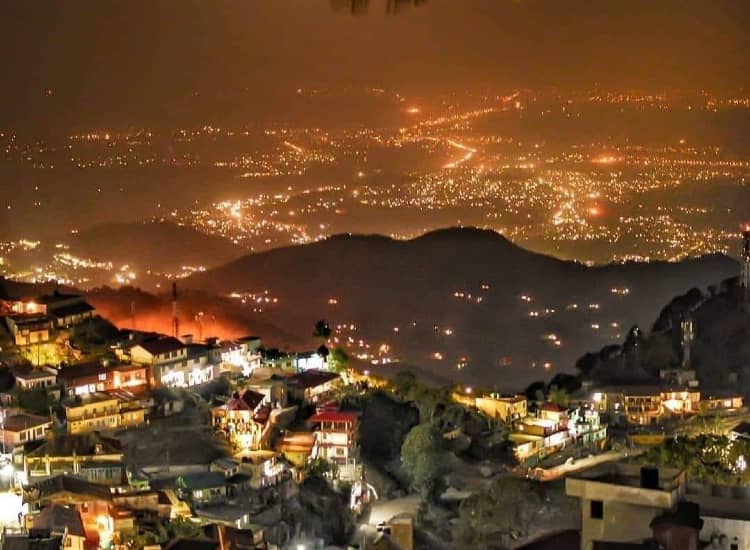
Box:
(211, 390, 269, 452)
(308, 409, 361, 481)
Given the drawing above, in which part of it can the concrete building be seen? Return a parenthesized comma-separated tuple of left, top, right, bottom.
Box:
(475, 394, 527, 423)
(510, 416, 572, 463)
(685, 483, 750, 549)
(57, 360, 148, 396)
(576, 384, 742, 427)
(566, 463, 687, 550)
(286, 370, 341, 405)
(567, 461, 750, 549)
(12, 367, 57, 391)
(129, 336, 216, 388)
(36, 292, 96, 328)
(308, 410, 361, 481)
(63, 392, 146, 434)
(30, 505, 87, 550)
(245, 374, 288, 409)
(220, 336, 262, 375)
(0, 414, 52, 448)
(211, 390, 268, 452)
(24, 433, 125, 484)
(4, 314, 53, 346)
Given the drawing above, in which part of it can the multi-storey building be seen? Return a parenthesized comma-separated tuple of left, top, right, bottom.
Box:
(576, 384, 742, 427)
(4, 314, 53, 346)
(474, 394, 528, 423)
(12, 366, 58, 390)
(566, 461, 750, 549)
(211, 390, 268, 451)
(0, 413, 53, 449)
(567, 463, 687, 550)
(24, 433, 125, 484)
(308, 410, 360, 481)
(57, 360, 148, 396)
(127, 336, 217, 388)
(63, 392, 146, 434)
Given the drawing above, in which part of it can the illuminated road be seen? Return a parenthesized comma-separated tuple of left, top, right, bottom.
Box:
(443, 138, 477, 169)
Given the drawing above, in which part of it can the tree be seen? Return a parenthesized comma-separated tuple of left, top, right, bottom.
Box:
(328, 347, 350, 373)
(0, 366, 15, 392)
(523, 380, 546, 402)
(166, 518, 204, 540)
(546, 386, 569, 408)
(14, 386, 54, 415)
(400, 423, 445, 500)
(393, 370, 417, 396)
(313, 319, 332, 340)
(640, 435, 750, 486)
(547, 373, 581, 394)
(453, 476, 543, 549)
(306, 457, 339, 480)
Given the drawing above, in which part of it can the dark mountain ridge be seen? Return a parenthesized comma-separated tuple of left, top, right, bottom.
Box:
(65, 220, 246, 274)
(186, 227, 739, 389)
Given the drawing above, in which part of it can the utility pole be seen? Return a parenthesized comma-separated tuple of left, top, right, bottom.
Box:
(741, 224, 750, 310)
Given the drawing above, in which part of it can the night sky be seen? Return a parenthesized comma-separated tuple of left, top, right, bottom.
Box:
(1, 0, 748, 128)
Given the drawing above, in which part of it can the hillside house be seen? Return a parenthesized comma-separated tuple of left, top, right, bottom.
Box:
(0, 413, 53, 449)
(24, 433, 125, 484)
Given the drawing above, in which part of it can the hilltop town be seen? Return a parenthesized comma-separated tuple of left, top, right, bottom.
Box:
(1, 237, 750, 550)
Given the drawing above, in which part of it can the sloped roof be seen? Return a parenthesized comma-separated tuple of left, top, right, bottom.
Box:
(137, 337, 185, 356)
(307, 411, 360, 425)
(221, 390, 265, 412)
(286, 369, 339, 390)
(2, 413, 52, 432)
(26, 433, 123, 458)
(57, 360, 145, 381)
(49, 301, 95, 319)
(34, 504, 86, 537)
(2, 533, 63, 550)
(28, 475, 113, 502)
(175, 471, 227, 491)
(37, 292, 84, 305)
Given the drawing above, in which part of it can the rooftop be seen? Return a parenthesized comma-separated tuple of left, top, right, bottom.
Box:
(484, 393, 526, 403)
(568, 462, 684, 492)
(2, 413, 52, 432)
(48, 301, 95, 319)
(33, 504, 86, 538)
(64, 392, 119, 407)
(286, 369, 339, 389)
(137, 336, 186, 356)
(217, 389, 265, 412)
(26, 432, 123, 458)
(307, 410, 360, 424)
(28, 474, 114, 502)
(57, 360, 145, 381)
(37, 292, 84, 305)
(12, 366, 57, 380)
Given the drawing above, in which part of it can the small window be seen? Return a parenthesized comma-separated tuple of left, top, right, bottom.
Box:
(590, 500, 603, 519)
(730, 545, 738, 550)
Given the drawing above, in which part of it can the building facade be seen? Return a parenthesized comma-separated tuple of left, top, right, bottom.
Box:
(64, 393, 146, 434)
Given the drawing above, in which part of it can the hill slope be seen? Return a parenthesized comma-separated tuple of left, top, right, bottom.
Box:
(185, 227, 740, 389)
(66, 220, 245, 274)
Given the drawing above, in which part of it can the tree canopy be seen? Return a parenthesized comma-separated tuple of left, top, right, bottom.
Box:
(640, 434, 750, 486)
(328, 347, 350, 373)
(313, 319, 332, 339)
(453, 476, 544, 549)
(400, 422, 446, 500)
